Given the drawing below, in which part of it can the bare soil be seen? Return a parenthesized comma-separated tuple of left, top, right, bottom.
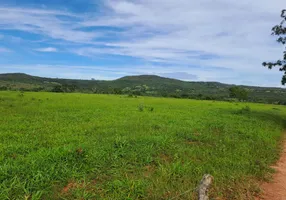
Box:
(257, 139, 286, 200)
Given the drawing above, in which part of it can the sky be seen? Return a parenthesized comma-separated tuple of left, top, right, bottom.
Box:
(0, 0, 285, 87)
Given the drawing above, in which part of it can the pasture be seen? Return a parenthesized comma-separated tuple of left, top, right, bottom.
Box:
(0, 91, 286, 199)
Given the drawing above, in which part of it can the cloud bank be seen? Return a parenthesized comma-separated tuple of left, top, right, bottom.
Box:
(0, 0, 285, 86)
(35, 47, 58, 52)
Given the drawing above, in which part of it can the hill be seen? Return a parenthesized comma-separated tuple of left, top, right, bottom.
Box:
(1, 73, 286, 104)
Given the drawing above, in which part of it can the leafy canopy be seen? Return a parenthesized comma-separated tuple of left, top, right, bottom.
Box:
(263, 9, 286, 85)
(229, 86, 248, 101)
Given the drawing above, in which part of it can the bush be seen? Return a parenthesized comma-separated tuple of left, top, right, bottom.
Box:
(235, 106, 251, 114)
(51, 85, 64, 93)
(242, 106, 251, 112)
(138, 104, 144, 112)
(18, 93, 24, 98)
(0, 86, 8, 91)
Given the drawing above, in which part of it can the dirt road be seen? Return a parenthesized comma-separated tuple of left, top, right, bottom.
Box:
(257, 140, 286, 200)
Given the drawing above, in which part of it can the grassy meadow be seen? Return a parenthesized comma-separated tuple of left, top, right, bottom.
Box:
(1, 91, 286, 199)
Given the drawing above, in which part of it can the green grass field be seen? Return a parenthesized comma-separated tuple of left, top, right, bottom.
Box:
(1, 91, 286, 200)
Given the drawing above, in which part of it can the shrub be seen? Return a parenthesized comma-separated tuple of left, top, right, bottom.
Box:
(18, 93, 24, 98)
(0, 86, 8, 91)
(51, 85, 64, 93)
(235, 106, 251, 114)
(242, 106, 251, 112)
(138, 104, 144, 112)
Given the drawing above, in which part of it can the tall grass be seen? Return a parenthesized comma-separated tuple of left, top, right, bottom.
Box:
(0, 91, 285, 199)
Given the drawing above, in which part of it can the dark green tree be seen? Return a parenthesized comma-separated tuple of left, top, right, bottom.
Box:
(229, 86, 248, 101)
(51, 85, 64, 93)
(61, 84, 77, 92)
(113, 88, 122, 94)
(263, 9, 286, 84)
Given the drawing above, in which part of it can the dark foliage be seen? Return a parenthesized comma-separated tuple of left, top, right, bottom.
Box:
(229, 86, 248, 101)
(51, 85, 64, 93)
(263, 9, 286, 84)
(1, 73, 286, 104)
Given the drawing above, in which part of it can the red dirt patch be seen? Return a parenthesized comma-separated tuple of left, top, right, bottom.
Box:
(159, 153, 172, 163)
(61, 181, 85, 194)
(256, 138, 286, 200)
(143, 165, 156, 177)
(185, 140, 201, 145)
(62, 182, 76, 193)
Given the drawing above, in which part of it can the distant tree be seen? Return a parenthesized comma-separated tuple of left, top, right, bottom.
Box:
(107, 86, 114, 94)
(122, 87, 131, 94)
(19, 88, 27, 92)
(161, 91, 168, 97)
(229, 86, 248, 101)
(31, 87, 44, 92)
(69, 84, 77, 92)
(142, 85, 149, 91)
(0, 86, 8, 91)
(92, 87, 97, 93)
(51, 85, 64, 93)
(175, 89, 182, 93)
(61, 84, 77, 92)
(132, 90, 142, 96)
(205, 96, 213, 100)
(181, 93, 190, 98)
(134, 85, 143, 92)
(263, 9, 286, 84)
(113, 88, 122, 94)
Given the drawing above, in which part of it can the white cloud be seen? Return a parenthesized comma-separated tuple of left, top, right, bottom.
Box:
(0, 1, 285, 86)
(35, 47, 58, 52)
(79, 0, 285, 66)
(0, 7, 99, 43)
(74, 0, 286, 85)
(0, 47, 12, 53)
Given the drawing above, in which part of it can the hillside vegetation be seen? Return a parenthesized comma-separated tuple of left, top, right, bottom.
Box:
(1, 91, 286, 199)
(1, 73, 286, 104)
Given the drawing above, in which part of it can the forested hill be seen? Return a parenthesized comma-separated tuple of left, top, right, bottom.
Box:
(1, 73, 286, 104)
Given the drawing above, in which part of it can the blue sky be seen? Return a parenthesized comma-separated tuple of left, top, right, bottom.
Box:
(0, 0, 285, 87)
